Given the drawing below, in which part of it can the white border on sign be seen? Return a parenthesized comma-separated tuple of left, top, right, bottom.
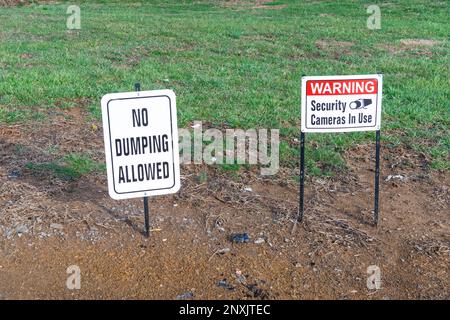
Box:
(101, 90, 181, 200)
(301, 74, 382, 133)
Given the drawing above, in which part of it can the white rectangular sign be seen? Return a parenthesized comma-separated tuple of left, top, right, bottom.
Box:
(101, 90, 180, 200)
(301, 74, 382, 133)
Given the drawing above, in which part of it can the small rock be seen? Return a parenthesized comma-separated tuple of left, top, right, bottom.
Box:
(385, 174, 405, 182)
(245, 284, 269, 299)
(254, 238, 265, 244)
(235, 271, 246, 284)
(38, 232, 50, 238)
(4, 228, 13, 238)
(8, 169, 21, 179)
(217, 279, 235, 291)
(243, 187, 252, 192)
(176, 291, 194, 300)
(50, 223, 64, 230)
(16, 225, 28, 235)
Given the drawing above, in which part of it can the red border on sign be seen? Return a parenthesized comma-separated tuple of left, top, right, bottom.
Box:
(306, 79, 378, 96)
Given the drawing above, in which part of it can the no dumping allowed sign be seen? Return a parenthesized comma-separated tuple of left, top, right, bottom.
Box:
(101, 89, 180, 200)
(301, 74, 382, 133)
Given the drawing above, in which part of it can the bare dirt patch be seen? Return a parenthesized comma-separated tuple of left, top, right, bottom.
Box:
(319, 13, 335, 17)
(399, 39, 442, 47)
(315, 40, 359, 61)
(253, 0, 287, 10)
(0, 113, 449, 299)
(379, 39, 445, 57)
(0, 0, 57, 6)
(0, 0, 31, 6)
(315, 40, 354, 50)
(222, 0, 287, 10)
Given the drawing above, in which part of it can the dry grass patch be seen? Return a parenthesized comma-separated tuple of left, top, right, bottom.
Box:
(315, 40, 355, 50)
(0, 0, 26, 6)
(378, 39, 444, 57)
(399, 39, 443, 47)
(222, 0, 287, 10)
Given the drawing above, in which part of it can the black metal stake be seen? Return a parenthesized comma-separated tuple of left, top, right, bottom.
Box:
(298, 132, 305, 222)
(143, 196, 150, 237)
(374, 130, 381, 226)
(134, 82, 150, 237)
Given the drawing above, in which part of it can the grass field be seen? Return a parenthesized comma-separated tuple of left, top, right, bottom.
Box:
(0, 0, 448, 176)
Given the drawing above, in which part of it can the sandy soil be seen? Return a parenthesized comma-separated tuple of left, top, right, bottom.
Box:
(0, 107, 448, 300)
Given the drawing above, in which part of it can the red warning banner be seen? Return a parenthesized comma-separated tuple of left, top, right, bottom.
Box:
(306, 79, 378, 96)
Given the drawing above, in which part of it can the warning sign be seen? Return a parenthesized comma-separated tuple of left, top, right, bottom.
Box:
(101, 90, 180, 200)
(301, 74, 382, 132)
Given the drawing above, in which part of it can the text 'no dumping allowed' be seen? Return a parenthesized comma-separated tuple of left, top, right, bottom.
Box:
(101, 89, 180, 200)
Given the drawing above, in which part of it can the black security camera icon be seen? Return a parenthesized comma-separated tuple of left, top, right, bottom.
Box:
(349, 99, 372, 110)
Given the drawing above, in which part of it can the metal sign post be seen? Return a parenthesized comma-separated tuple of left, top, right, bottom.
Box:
(143, 195, 150, 237)
(373, 129, 381, 225)
(298, 74, 383, 226)
(298, 132, 305, 222)
(134, 82, 150, 237)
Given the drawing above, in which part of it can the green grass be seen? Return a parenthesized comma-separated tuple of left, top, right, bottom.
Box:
(26, 153, 105, 180)
(1, 0, 449, 175)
